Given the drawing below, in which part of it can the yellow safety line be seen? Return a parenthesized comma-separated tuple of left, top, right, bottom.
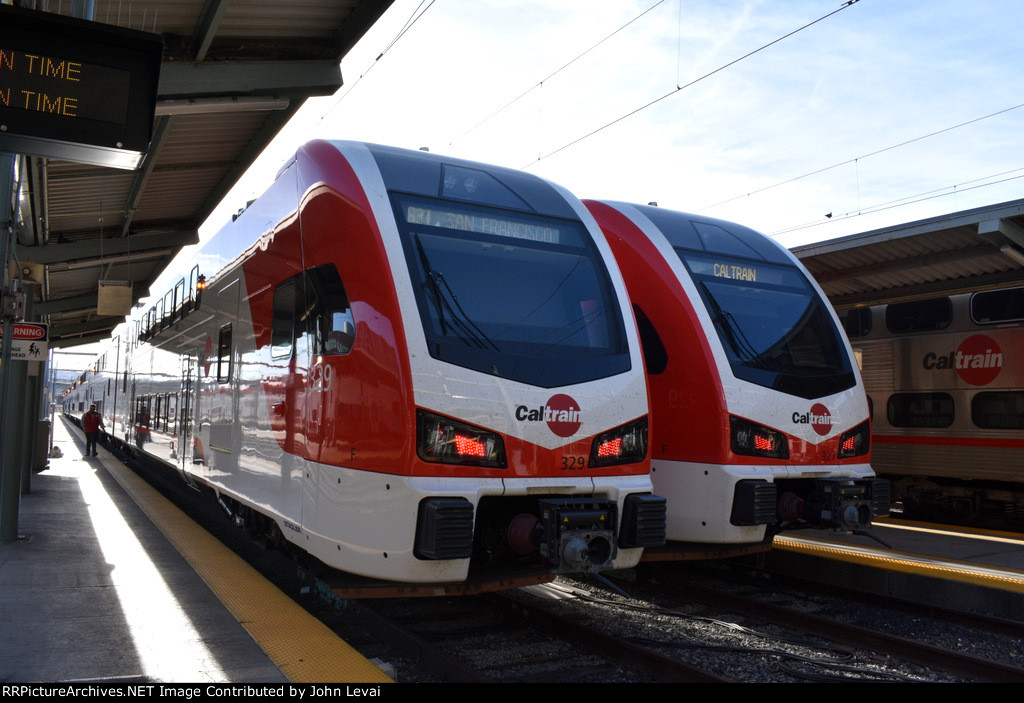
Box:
(98, 451, 392, 683)
(774, 535, 1024, 594)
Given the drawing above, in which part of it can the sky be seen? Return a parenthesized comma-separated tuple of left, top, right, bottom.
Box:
(206, 0, 1024, 251)
(56, 0, 1024, 364)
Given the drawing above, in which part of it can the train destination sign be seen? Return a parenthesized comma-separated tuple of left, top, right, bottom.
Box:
(0, 5, 162, 170)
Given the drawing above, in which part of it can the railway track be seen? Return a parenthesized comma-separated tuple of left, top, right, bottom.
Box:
(637, 566, 1024, 682)
(302, 567, 1024, 683)
(308, 583, 729, 683)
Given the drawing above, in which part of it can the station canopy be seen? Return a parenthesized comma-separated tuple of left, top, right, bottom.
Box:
(792, 198, 1024, 309)
(9, 0, 393, 348)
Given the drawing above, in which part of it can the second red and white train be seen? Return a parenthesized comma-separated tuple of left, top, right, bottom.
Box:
(585, 200, 888, 555)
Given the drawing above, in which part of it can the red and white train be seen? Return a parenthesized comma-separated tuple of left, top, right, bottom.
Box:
(584, 200, 889, 555)
(66, 141, 666, 587)
(838, 288, 1024, 528)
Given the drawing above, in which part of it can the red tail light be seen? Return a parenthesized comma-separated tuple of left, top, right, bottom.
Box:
(731, 416, 789, 459)
(417, 410, 506, 468)
(595, 437, 623, 459)
(454, 434, 487, 457)
(589, 417, 647, 467)
(838, 420, 870, 458)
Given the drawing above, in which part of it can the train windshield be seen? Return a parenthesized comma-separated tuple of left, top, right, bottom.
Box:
(395, 196, 630, 387)
(679, 251, 855, 399)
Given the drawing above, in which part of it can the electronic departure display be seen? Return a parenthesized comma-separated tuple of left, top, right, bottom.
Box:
(404, 204, 567, 245)
(0, 5, 162, 170)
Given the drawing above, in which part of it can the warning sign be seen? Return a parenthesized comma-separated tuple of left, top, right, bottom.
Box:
(0, 322, 48, 360)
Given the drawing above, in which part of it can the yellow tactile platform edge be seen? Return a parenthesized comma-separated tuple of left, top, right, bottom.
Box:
(774, 535, 1024, 594)
(98, 452, 392, 684)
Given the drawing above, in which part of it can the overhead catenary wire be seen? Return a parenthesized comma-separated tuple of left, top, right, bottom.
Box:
(699, 102, 1024, 215)
(523, 0, 863, 169)
(769, 166, 1024, 237)
(314, 0, 438, 124)
(453, 0, 668, 145)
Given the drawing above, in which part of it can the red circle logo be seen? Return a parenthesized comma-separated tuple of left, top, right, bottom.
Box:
(546, 394, 582, 437)
(810, 403, 832, 436)
(956, 335, 1003, 386)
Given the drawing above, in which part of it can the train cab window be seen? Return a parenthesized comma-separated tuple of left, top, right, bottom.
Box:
(972, 392, 1024, 430)
(394, 195, 630, 388)
(885, 298, 951, 333)
(971, 287, 1024, 324)
(217, 324, 233, 383)
(677, 250, 855, 399)
(887, 392, 954, 428)
(839, 308, 872, 338)
(304, 264, 356, 356)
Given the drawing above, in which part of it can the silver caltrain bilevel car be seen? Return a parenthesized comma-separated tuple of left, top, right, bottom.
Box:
(838, 287, 1024, 528)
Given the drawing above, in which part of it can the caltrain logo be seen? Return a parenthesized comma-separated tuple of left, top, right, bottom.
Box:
(922, 334, 1003, 386)
(515, 394, 582, 437)
(792, 403, 833, 436)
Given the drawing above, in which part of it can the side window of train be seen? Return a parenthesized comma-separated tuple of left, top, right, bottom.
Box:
(971, 287, 1024, 324)
(305, 264, 356, 356)
(632, 304, 667, 375)
(972, 392, 1024, 430)
(838, 307, 871, 338)
(885, 298, 952, 333)
(887, 392, 954, 428)
(217, 324, 233, 383)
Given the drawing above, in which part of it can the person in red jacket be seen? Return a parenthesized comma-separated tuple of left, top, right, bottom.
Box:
(82, 404, 104, 457)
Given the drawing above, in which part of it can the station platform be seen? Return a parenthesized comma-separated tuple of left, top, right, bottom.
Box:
(768, 517, 1024, 620)
(0, 418, 393, 684)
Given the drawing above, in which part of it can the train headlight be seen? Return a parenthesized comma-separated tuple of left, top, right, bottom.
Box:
(417, 410, 507, 468)
(838, 420, 870, 458)
(589, 417, 648, 468)
(730, 416, 789, 459)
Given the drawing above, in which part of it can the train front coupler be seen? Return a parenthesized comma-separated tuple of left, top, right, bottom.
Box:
(503, 495, 666, 574)
(778, 477, 891, 536)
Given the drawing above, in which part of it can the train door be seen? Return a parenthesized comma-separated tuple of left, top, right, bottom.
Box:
(179, 354, 196, 468)
(207, 279, 241, 470)
(299, 264, 356, 465)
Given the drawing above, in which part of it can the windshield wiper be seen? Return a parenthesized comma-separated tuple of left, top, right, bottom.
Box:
(414, 235, 499, 351)
(697, 281, 771, 370)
